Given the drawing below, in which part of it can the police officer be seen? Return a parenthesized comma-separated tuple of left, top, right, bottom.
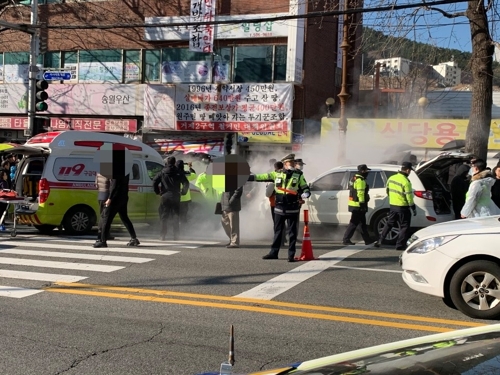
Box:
(374, 161, 416, 250)
(342, 164, 372, 245)
(248, 153, 310, 262)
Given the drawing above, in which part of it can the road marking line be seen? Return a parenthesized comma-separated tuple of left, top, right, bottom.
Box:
(0, 258, 123, 272)
(43, 287, 467, 333)
(0, 249, 154, 263)
(235, 248, 366, 300)
(0, 285, 43, 298)
(0, 270, 87, 282)
(0, 241, 179, 256)
(34, 237, 220, 245)
(331, 265, 403, 273)
(52, 282, 483, 328)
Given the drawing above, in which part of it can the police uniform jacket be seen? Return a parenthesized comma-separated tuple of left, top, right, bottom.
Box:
(249, 169, 309, 215)
(386, 171, 415, 211)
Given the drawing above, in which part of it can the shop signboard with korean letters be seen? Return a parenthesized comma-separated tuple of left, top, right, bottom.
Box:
(175, 83, 293, 133)
(321, 118, 500, 150)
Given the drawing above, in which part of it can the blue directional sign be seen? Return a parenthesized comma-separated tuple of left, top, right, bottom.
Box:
(43, 71, 72, 81)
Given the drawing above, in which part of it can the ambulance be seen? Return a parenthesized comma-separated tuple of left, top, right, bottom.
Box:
(10, 131, 166, 235)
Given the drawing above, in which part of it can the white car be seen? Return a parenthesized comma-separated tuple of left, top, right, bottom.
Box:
(401, 215, 500, 320)
(294, 151, 473, 244)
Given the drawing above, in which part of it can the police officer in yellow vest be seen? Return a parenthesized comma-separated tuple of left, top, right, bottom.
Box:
(374, 161, 416, 250)
(248, 153, 310, 262)
(342, 164, 373, 245)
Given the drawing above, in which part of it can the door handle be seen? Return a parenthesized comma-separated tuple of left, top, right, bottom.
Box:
(373, 195, 384, 198)
(329, 196, 337, 200)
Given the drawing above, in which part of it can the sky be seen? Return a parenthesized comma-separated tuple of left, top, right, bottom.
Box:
(362, 1, 500, 54)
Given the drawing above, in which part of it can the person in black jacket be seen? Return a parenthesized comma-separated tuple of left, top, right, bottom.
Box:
(93, 173, 139, 248)
(153, 156, 189, 240)
(450, 164, 471, 219)
(220, 186, 243, 248)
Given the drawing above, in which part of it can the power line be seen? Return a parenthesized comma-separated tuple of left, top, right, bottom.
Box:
(41, 0, 469, 30)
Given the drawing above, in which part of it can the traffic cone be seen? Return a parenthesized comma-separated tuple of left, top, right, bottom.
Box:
(295, 210, 317, 261)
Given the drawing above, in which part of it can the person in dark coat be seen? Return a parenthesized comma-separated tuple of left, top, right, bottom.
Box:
(153, 156, 189, 240)
(220, 186, 243, 248)
(492, 166, 500, 209)
(1, 160, 11, 189)
(94, 173, 139, 248)
(450, 164, 471, 219)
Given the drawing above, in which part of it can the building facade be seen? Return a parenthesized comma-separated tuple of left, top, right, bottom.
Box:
(374, 57, 412, 77)
(432, 60, 461, 87)
(0, 0, 361, 158)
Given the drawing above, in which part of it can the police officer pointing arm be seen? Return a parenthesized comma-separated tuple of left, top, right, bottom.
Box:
(248, 153, 310, 262)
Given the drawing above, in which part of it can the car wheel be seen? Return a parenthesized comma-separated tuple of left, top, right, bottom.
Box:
(449, 260, 500, 319)
(33, 224, 56, 235)
(371, 211, 400, 245)
(62, 206, 95, 235)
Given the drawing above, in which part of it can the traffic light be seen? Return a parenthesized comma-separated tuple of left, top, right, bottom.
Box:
(35, 79, 49, 112)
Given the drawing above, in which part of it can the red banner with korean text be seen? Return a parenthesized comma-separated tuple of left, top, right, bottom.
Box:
(175, 83, 293, 132)
(321, 118, 500, 150)
(0, 117, 138, 133)
(50, 118, 138, 133)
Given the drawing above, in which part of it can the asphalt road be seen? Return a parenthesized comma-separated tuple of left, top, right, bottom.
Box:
(0, 223, 495, 375)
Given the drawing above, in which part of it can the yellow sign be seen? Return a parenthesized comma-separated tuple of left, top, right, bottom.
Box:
(321, 118, 500, 150)
(238, 131, 291, 143)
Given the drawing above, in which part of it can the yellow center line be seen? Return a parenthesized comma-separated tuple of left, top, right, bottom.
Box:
(46, 282, 485, 330)
(45, 287, 455, 333)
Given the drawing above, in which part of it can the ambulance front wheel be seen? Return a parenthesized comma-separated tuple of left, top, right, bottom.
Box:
(62, 206, 95, 235)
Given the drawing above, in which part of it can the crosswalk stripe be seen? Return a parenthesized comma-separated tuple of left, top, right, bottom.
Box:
(0, 285, 43, 298)
(0, 257, 124, 272)
(0, 270, 87, 282)
(31, 237, 221, 246)
(0, 249, 154, 263)
(0, 241, 179, 256)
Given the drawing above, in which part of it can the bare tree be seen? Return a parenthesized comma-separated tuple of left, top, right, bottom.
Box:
(422, 0, 494, 160)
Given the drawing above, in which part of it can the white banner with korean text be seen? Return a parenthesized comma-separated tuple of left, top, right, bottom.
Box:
(143, 84, 176, 131)
(175, 83, 293, 132)
(189, 0, 216, 53)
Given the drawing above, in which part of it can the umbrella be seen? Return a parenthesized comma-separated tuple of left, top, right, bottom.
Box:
(383, 143, 413, 155)
(440, 139, 465, 151)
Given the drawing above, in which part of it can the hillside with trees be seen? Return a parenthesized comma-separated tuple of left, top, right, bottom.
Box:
(360, 27, 500, 86)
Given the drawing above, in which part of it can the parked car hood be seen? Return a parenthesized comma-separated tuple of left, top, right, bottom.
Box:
(409, 215, 500, 240)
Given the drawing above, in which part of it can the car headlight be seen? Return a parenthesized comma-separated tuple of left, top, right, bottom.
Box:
(407, 235, 457, 254)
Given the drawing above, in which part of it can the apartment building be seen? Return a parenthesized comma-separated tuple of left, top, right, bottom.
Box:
(432, 60, 461, 87)
(374, 57, 412, 77)
(0, 0, 361, 156)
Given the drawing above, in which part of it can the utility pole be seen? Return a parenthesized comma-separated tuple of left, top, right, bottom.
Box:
(337, 0, 350, 164)
(25, 0, 39, 138)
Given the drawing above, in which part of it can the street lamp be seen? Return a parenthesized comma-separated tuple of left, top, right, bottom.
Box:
(418, 96, 429, 118)
(325, 97, 335, 117)
(337, 0, 350, 164)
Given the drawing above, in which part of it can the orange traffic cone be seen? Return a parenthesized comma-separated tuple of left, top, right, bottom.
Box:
(295, 210, 317, 261)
